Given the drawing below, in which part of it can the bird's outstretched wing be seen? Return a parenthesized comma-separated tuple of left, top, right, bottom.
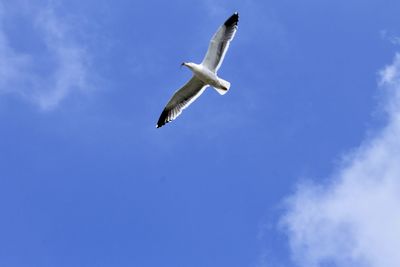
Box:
(201, 12, 239, 72)
(156, 76, 207, 128)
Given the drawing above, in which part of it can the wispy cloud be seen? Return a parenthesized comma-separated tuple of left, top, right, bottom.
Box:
(0, 1, 93, 110)
(380, 30, 400, 45)
(281, 53, 400, 267)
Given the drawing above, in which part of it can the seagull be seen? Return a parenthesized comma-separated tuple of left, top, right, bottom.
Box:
(156, 12, 239, 128)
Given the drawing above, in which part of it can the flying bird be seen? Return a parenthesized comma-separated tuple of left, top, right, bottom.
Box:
(156, 12, 239, 128)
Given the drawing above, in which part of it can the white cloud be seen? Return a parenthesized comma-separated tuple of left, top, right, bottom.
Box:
(281, 53, 400, 267)
(0, 1, 93, 110)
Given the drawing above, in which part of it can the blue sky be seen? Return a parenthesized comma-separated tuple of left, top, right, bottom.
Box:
(1, 1, 400, 267)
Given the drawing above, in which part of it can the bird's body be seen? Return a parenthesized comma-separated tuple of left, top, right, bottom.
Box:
(182, 62, 230, 92)
(156, 12, 239, 128)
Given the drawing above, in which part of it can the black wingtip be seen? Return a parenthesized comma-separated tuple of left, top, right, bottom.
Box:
(224, 12, 239, 27)
(156, 122, 165, 128)
(156, 121, 165, 129)
(156, 109, 170, 128)
(156, 120, 170, 128)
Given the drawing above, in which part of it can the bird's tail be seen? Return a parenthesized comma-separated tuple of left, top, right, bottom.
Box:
(214, 78, 231, 95)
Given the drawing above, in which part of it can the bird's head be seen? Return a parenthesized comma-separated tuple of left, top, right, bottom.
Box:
(181, 62, 196, 70)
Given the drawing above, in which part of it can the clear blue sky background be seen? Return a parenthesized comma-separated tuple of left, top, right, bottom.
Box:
(1, 0, 400, 266)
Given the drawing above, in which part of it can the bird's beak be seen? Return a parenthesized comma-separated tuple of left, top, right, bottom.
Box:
(180, 62, 185, 68)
